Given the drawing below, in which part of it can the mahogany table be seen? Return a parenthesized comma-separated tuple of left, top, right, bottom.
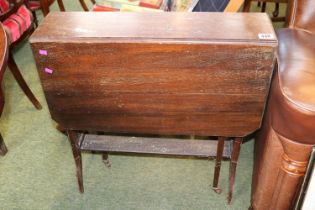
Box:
(0, 23, 8, 156)
(30, 12, 277, 203)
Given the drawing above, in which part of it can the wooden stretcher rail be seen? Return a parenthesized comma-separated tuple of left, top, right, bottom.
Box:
(80, 134, 232, 158)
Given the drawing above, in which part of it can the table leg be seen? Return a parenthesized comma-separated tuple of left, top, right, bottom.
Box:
(212, 136, 226, 194)
(67, 130, 84, 193)
(0, 133, 8, 156)
(228, 137, 243, 204)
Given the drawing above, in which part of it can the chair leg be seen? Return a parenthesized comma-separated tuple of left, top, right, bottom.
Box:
(8, 52, 42, 110)
(243, 0, 251, 12)
(261, 2, 266, 12)
(212, 136, 226, 194)
(32, 11, 39, 27)
(79, 0, 90, 11)
(57, 0, 66, 11)
(0, 133, 8, 156)
(273, 3, 280, 17)
(227, 137, 243, 204)
(40, 0, 50, 16)
(102, 152, 111, 168)
(67, 130, 84, 193)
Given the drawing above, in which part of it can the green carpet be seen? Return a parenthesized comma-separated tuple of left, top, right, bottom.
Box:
(0, 1, 286, 209)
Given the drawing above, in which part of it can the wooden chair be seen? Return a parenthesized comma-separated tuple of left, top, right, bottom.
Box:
(25, 0, 65, 26)
(243, 0, 289, 23)
(79, 0, 95, 11)
(0, 23, 8, 156)
(250, 0, 315, 209)
(0, 0, 42, 111)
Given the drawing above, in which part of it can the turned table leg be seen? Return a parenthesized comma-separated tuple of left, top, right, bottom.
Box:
(0, 133, 8, 156)
(228, 137, 243, 204)
(67, 130, 84, 193)
(212, 136, 226, 194)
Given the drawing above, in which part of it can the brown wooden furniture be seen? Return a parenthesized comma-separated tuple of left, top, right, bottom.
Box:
(0, 23, 8, 156)
(294, 147, 315, 210)
(243, 0, 289, 23)
(30, 12, 277, 203)
(39, 0, 65, 15)
(25, 0, 65, 26)
(0, 0, 42, 155)
(0, 0, 42, 110)
(250, 0, 315, 209)
(79, 0, 95, 11)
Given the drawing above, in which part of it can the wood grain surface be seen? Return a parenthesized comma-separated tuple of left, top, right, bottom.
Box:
(30, 12, 277, 43)
(30, 12, 277, 137)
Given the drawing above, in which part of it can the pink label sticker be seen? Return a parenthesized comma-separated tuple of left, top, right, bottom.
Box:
(39, 50, 48, 55)
(44, 67, 53, 74)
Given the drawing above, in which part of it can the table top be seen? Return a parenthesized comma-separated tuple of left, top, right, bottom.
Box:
(30, 12, 277, 45)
